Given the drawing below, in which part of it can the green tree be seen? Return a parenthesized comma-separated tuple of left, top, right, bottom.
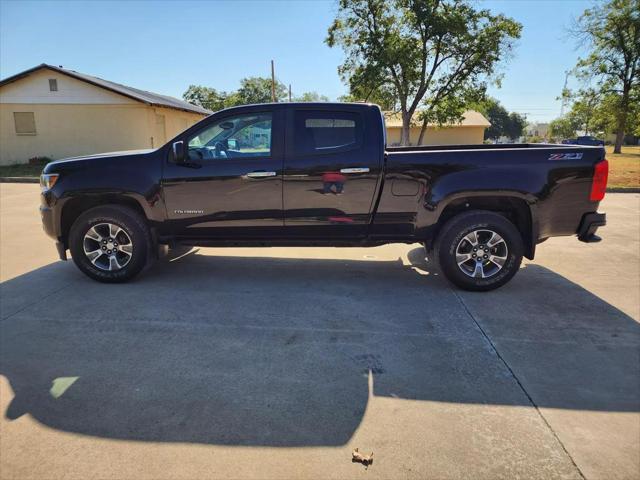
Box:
(549, 116, 580, 140)
(472, 97, 526, 140)
(562, 86, 623, 137)
(183, 85, 226, 112)
(630, 92, 640, 136)
(326, 0, 521, 145)
(562, 85, 640, 141)
(593, 93, 625, 136)
(564, 88, 602, 135)
(481, 103, 510, 140)
(294, 91, 331, 102)
(338, 84, 399, 110)
(506, 112, 527, 140)
(183, 77, 290, 110)
(416, 86, 486, 144)
(571, 0, 640, 153)
(232, 77, 288, 105)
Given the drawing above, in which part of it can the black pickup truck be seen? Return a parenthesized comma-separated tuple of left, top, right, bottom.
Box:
(40, 102, 608, 291)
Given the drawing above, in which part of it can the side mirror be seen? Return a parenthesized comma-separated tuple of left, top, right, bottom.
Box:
(172, 141, 185, 163)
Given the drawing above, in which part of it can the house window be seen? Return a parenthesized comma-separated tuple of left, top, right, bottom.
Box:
(14, 112, 36, 135)
(49, 79, 58, 91)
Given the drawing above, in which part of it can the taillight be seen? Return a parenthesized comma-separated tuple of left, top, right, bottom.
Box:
(590, 159, 608, 201)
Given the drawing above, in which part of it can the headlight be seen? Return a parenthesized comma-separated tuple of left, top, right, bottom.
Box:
(40, 173, 59, 191)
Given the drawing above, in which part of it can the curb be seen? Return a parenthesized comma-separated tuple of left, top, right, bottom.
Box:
(606, 187, 640, 193)
(0, 177, 39, 184)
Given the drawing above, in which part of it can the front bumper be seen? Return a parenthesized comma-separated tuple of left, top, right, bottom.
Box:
(577, 212, 606, 243)
(55, 241, 67, 260)
(40, 204, 67, 260)
(39, 205, 57, 240)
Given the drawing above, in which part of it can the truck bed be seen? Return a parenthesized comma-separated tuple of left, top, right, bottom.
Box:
(374, 143, 605, 248)
(387, 142, 602, 153)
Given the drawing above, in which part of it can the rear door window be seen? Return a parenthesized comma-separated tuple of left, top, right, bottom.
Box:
(293, 111, 362, 155)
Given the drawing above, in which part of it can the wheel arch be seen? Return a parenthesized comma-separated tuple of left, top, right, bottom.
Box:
(422, 193, 538, 260)
(60, 194, 150, 248)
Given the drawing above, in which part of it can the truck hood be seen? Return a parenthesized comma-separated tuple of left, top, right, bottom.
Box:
(44, 149, 155, 173)
(54, 148, 155, 163)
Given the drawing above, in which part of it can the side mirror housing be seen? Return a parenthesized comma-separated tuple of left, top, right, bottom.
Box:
(172, 141, 185, 163)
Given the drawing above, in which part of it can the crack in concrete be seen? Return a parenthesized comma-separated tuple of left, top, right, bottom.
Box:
(0, 281, 75, 323)
(452, 288, 587, 480)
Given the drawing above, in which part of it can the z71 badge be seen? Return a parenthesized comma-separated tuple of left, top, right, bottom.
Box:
(549, 153, 583, 160)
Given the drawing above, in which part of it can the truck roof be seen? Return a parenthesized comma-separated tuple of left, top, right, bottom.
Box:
(209, 102, 381, 116)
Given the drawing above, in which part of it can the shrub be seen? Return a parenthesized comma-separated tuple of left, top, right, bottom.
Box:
(28, 156, 53, 166)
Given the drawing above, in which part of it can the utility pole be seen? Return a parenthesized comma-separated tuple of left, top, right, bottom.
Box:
(289, 84, 292, 102)
(560, 70, 570, 117)
(271, 60, 276, 103)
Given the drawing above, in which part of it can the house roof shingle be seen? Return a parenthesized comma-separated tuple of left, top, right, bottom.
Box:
(0, 63, 211, 115)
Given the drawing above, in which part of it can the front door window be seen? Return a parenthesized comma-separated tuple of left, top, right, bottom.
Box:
(188, 113, 272, 161)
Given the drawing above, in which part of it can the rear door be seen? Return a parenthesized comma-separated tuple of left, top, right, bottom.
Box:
(283, 106, 383, 237)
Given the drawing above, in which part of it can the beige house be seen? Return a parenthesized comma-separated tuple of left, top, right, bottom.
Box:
(525, 122, 550, 139)
(0, 64, 210, 165)
(384, 110, 491, 146)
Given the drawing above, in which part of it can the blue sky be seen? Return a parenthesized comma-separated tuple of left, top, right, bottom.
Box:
(0, 0, 592, 123)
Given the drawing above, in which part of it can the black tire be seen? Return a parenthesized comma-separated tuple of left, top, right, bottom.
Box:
(434, 210, 523, 292)
(69, 205, 151, 283)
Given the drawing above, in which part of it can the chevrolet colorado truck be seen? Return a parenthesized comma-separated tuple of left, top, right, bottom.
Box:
(40, 102, 608, 291)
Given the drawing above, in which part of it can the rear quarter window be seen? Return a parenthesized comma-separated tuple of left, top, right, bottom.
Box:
(294, 111, 363, 155)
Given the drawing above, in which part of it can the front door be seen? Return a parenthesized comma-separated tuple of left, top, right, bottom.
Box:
(162, 109, 284, 238)
(283, 108, 382, 237)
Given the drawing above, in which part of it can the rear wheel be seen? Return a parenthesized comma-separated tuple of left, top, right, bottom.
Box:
(434, 211, 523, 291)
(69, 205, 150, 283)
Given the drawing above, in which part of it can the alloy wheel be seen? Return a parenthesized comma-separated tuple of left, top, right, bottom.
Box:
(455, 229, 508, 279)
(83, 223, 133, 271)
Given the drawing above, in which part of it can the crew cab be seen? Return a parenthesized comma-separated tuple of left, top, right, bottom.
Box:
(40, 102, 608, 291)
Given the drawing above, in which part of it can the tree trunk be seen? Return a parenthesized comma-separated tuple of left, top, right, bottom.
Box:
(417, 118, 428, 145)
(400, 111, 412, 146)
(614, 129, 625, 154)
(614, 85, 630, 154)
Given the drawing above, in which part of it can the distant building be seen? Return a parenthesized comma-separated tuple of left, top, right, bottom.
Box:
(384, 110, 491, 146)
(0, 64, 210, 165)
(525, 123, 550, 139)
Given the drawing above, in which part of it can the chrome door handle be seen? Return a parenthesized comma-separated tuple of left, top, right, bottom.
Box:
(340, 167, 370, 174)
(246, 171, 277, 178)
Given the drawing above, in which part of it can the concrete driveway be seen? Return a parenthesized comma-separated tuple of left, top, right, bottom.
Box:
(1, 184, 638, 480)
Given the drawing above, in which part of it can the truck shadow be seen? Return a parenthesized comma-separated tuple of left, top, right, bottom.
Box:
(1, 247, 638, 446)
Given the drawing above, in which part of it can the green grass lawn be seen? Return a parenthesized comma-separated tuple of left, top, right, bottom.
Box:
(0, 163, 44, 178)
(606, 145, 640, 189)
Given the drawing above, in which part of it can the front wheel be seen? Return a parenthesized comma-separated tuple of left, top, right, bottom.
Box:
(434, 211, 523, 292)
(69, 205, 151, 283)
